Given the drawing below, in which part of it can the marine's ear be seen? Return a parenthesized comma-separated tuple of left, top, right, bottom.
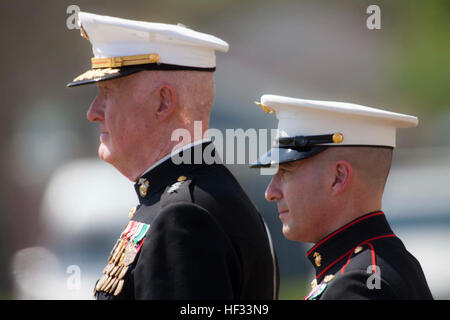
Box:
(156, 85, 176, 120)
(330, 160, 353, 196)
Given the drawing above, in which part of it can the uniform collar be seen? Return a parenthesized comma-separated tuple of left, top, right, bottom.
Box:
(140, 139, 211, 177)
(134, 141, 216, 204)
(305, 211, 394, 280)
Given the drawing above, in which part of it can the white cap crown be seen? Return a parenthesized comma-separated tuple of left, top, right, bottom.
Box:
(258, 94, 418, 148)
(78, 12, 229, 69)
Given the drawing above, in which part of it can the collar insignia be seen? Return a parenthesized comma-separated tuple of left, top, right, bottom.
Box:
(138, 178, 150, 197)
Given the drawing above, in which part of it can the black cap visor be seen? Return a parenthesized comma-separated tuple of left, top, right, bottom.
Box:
(250, 146, 328, 168)
(67, 63, 216, 87)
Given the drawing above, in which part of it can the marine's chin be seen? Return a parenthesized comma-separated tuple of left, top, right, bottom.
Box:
(282, 224, 306, 242)
(98, 143, 114, 164)
(281, 225, 294, 240)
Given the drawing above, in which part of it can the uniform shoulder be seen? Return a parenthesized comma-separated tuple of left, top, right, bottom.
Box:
(158, 165, 239, 205)
(166, 164, 250, 210)
(340, 241, 404, 281)
(159, 175, 195, 207)
(318, 269, 397, 300)
(335, 239, 432, 299)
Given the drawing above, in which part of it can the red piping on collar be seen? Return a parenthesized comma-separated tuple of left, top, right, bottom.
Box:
(315, 233, 395, 280)
(307, 211, 384, 257)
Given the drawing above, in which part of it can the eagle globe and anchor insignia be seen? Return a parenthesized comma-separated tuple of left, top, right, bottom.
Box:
(138, 178, 150, 197)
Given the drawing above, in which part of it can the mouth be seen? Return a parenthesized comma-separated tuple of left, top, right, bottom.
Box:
(99, 132, 109, 142)
(99, 124, 108, 134)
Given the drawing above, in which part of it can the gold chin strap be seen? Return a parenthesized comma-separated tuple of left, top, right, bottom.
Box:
(91, 53, 160, 69)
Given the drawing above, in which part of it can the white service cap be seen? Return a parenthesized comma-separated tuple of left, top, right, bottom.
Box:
(252, 94, 418, 167)
(68, 12, 229, 87)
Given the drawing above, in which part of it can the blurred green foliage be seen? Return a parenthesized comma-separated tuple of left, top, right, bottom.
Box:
(279, 276, 310, 300)
(390, 0, 450, 112)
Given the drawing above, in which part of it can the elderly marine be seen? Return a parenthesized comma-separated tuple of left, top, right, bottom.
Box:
(67, 12, 279, 300)
(252, 95, 433, 300)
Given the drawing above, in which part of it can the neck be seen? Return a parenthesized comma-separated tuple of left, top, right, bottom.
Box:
(316, 191, 383, 242)
(126, 122, 209, 182)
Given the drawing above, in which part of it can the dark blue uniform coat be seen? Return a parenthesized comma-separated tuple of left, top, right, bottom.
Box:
(304, 211, 433, 300)
(95, 142, 279, 300)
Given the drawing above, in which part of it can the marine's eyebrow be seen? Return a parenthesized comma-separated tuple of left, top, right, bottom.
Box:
(279, 162, 297, 170)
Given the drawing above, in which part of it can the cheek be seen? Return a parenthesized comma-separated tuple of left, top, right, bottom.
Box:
(284, 183, 304, 208)
(106, 97, 146, 134)
(283, 170, 322, 213)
